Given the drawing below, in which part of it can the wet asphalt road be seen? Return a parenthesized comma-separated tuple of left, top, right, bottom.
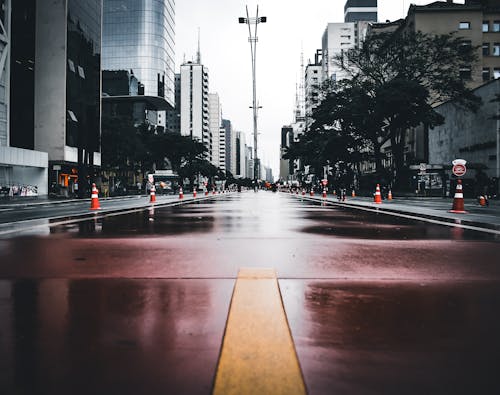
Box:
(1, 192, 500, 394)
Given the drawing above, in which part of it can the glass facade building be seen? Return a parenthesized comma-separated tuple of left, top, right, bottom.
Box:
(102, 0, 175, 108)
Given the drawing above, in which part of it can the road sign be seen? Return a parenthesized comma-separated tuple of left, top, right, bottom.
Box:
(419, 163, 427, 173)
(321, 179, 328, 186)
(451, 159, 467, 177)
(452, 164, 466, 177)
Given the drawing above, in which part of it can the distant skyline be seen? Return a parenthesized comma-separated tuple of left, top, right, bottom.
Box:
(175, 0, 465, 177)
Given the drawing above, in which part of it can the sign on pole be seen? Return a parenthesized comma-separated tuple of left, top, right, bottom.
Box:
(321, 179, 328, 186)
(452, 159, 467, 177)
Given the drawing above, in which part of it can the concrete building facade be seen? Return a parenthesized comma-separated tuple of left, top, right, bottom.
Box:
(404, 0, 500, 89)
(429, 78, 499, 184)
(235, 131, 247, 178)
(208, 93, 221, 166)
(180, 62, 210, 155)
(0, 0, 49, 196)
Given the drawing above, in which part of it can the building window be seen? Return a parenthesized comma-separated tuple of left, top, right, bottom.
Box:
(483, 67, 491, 81)
(459, 67, 471, 80)
(459, 22, 470, 30)
(494, 68, 500, 79)
(67, 59, 75, 72)
(483, 43, 490, 56)
(494, 21, 500, 32)
(77, 65, 85, 79)
(67, 110, 78, 122)
(483, 21, 489, 32)
(494, 43, 500, 56)
(459, 40, 472, 54)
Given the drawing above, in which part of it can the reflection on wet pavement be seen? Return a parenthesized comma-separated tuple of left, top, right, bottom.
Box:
(301, 206, 498, 241)
(0, 278, 233, 395)
(281, 279, 500, 395)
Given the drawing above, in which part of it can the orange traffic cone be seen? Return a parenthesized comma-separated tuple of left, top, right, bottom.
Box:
(450, 179, 466, 213)
(213, 188, 216, 195)
(333, 190, 337, 197)
(374, 184, 382, 204)
(150, 184, 156, 203)
(302, 189, 305, 196)
(351, 190, 356, 198)
(310, 189, 314, 197)
(193, 188, 197, 198)
(179, 187, 184, 200)
(479, 196, 486, 207)
(388, 190, 393, 200)
(322, 189, 327, 198)
(90, 183, 100, 210)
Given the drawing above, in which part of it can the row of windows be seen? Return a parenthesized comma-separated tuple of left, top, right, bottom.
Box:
(482, 67, 500, 81)
(482, 42, 500, 56)
(460, 20, 500, 32)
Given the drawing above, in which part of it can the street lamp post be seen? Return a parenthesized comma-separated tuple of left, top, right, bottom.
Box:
(239, 6, 266, 183)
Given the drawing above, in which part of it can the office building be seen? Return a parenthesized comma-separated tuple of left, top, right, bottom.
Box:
(34, 0, 102, 196)
(103, 0, 175, 107)
(235, 131, 247, 178)
(344, 0, 377, 23)
(166, 73, 181, 133)
(222, 119, 234, 174)
(0, 0, 48, 196)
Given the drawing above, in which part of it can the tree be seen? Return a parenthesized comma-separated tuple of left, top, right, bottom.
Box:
(336, 30, 480, 188)
(287, 29, 481, 190)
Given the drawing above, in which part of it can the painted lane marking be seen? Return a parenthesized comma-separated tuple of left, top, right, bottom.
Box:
(213, 268, 307, 395)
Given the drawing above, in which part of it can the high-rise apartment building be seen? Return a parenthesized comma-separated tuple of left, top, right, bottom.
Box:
(208, 93, 221, 166)
(321, 0, 377, 83)
(305, 50, 323, 127)
(180, 62, 210, 155)
(218, 125, 226, 171)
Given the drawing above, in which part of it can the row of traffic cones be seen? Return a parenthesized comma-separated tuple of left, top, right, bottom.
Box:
(89, 184, 218, 210)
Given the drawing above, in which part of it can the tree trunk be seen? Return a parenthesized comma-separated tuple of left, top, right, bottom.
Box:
(391, 129, 406, 190)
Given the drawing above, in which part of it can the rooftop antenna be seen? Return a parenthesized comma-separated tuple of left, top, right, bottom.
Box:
(299, 48, 305, 118)
(196, 27, 201, 64)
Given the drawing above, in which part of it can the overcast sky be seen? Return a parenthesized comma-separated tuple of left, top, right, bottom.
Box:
(175, 0, 465, 177)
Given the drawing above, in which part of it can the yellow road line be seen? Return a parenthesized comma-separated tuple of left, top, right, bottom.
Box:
(213, 268, 307, 395)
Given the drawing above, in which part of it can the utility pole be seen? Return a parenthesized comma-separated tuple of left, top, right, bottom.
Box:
(238, 6, 266, 184)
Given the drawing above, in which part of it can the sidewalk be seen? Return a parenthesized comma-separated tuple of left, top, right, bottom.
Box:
(293, 193, 500, 232)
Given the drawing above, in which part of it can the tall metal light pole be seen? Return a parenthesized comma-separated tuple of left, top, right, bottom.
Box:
(239, 6, 266, 183)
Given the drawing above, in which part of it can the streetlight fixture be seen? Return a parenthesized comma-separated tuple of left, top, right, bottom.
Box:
(239, 6, 266, 183)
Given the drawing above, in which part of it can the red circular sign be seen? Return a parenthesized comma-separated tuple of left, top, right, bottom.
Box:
(452, 164, 466, 177)
(321, 179, 328, 186)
